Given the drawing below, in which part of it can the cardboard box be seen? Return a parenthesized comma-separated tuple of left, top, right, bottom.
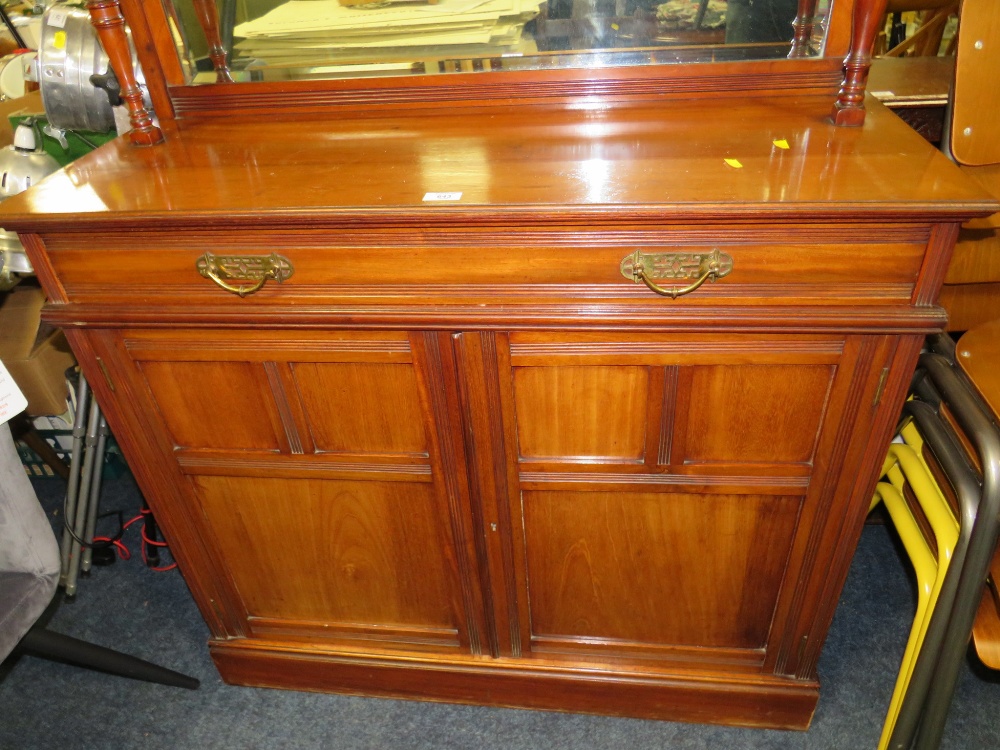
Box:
(0, 285, 74, 416)
(0, 91, 43, 148)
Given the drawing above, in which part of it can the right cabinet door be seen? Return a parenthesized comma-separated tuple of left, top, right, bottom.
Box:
(472, 331, 880, 674)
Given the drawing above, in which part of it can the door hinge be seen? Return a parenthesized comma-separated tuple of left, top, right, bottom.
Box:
(872, 367, 890, 408)
(95, 357, 115, 393)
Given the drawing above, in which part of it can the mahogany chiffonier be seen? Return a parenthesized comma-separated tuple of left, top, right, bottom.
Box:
(0, 0, 995, 731)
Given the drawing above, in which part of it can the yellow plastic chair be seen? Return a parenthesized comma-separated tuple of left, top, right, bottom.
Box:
(870, 437, 959, 750)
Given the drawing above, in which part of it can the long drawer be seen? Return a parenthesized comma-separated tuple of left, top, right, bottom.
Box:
(40, 226, 928, 310)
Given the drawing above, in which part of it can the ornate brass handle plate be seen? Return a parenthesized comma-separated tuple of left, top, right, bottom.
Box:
(620, 248, 734, 299)
(196, 252, 294, 297)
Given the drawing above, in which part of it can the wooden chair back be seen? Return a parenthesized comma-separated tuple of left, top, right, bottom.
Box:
(950, 0, 1000, 164)
(939, 0, 1000, 330)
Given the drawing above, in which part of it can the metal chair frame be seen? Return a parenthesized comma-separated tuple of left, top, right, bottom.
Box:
(881, 336, 1000, 750)
(872, 439, 959, 750)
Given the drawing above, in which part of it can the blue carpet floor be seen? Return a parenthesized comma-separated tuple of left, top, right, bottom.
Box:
(1, 474, 997, 749)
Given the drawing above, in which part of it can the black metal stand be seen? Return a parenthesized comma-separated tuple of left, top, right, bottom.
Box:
(18, 626, 199, 690)
(142, 499, 160, 568)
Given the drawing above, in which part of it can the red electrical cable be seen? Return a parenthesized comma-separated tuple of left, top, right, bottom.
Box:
(92, 535, 131, 560)
(92, 511, 177, 570)
(140, 526, 176, 571)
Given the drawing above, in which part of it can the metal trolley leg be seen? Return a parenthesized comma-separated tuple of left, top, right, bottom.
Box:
(58, 372, 115, 596)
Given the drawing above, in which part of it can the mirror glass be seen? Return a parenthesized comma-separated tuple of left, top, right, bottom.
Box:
(163, 0, 831, 84)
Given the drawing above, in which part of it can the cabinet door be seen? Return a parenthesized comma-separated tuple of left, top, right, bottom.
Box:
(117, 329, 484, 655)
(460, 331, 868, 673)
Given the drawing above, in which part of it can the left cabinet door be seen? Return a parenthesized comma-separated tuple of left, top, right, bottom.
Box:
(96, 328, 485, 656)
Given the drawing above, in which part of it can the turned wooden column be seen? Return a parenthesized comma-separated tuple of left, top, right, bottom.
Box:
(832, 0, 890, 126)
(192, 0, 235, 84)
(788, 0, 820, 58)
(87, 0, 164, 146)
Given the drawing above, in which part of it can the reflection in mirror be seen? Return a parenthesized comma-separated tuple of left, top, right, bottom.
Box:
(163, 0, 830, 84)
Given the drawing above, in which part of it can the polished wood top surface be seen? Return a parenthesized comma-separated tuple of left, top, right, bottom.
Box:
(0, 95, 995, 232)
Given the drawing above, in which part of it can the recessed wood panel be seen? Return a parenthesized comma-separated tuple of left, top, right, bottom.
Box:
(139, 360, 281, 451)
(523, 490, 800, 650)
(513, 366, 648, 461)
(680, 365, 834, 465)
(194, 476, 457, 632)
(292, 362, 428, 455)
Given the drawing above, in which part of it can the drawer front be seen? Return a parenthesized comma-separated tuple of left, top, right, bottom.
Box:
(43, 227, 927, 310)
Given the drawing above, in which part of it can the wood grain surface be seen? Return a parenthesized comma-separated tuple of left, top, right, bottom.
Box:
(0, 97, 994, 231)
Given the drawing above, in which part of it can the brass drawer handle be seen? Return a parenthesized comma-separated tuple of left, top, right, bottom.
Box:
(620, 248, 733, 299)
(196, 252, 294, 297)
